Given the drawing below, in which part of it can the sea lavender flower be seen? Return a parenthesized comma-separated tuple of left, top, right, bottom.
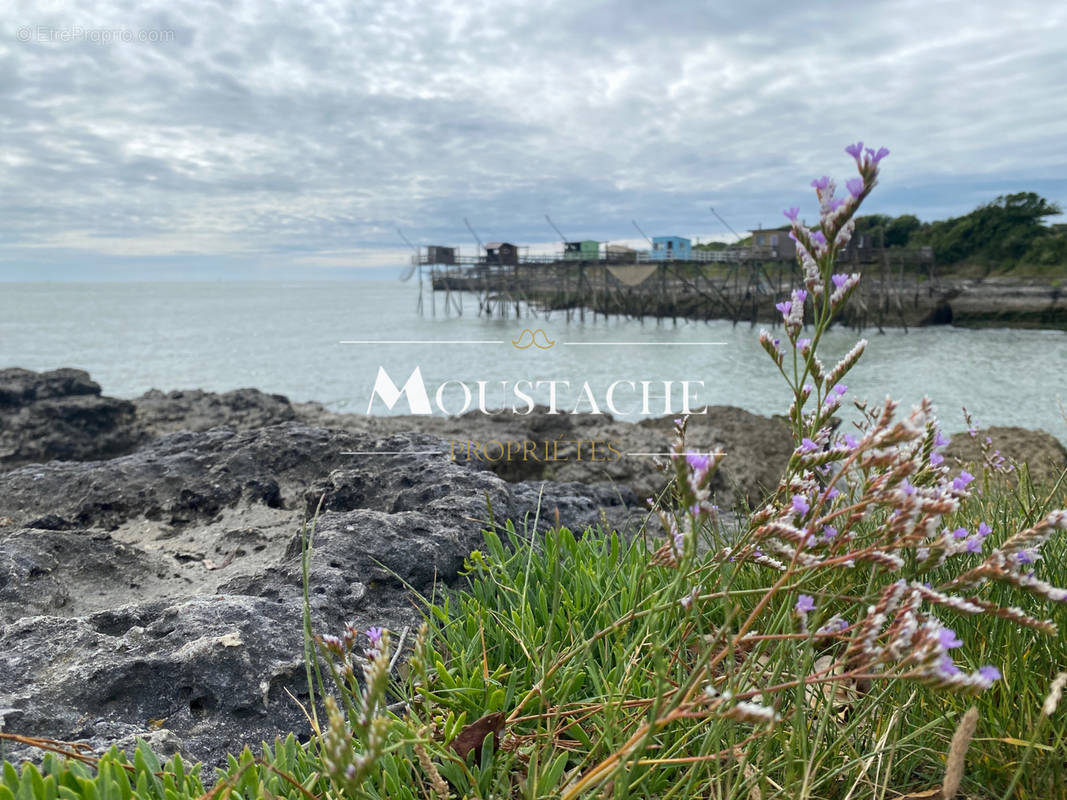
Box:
(846, 177, 865, 198)
(939, 657, 961, 677)
(939, 628, 963, 649)
(366, 626, 384, 657)
(784, 207, 800, 221)
(952, 471, 975, 491)
(979, 665, 1001, 682)
(865, 146, 890, 165)
(952, 527, 969, 539)
(799, 437, 819, 453)
(845, 141, 864, 161)
(816, 616, 849, 636)
(791, 495, 810, 515)
(797, 338, 811, 350)
(686, 451, 711, 473)
(776, 300, 792, 316)
(796, 594, 816, 613)
(823, 524, 838, 540)
(930, 452, 945, 466)
(934, 431, 951, 447)
(831, 273, 849, 289)
(978, 522, 992, 538)
(811, 176, 830, 191)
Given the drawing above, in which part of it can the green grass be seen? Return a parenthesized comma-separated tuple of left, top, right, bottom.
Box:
(4, 464, 1065, 799)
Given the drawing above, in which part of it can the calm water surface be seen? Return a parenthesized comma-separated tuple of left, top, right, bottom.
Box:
(1, 281, 1064, 442)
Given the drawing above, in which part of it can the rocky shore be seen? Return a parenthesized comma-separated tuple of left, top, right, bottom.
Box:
(2, 367, 1065, 768)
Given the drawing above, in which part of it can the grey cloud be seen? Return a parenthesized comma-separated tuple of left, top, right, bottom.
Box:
(0, 0, 1065, 278)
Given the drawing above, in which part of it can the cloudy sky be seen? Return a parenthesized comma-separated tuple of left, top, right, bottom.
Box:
(2, 0, 1066, 280)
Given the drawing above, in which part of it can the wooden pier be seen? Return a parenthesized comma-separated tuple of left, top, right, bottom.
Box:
(414, 244, 942, 330)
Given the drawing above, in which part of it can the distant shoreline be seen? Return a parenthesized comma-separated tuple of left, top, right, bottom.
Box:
(433, 270, 1067, 331)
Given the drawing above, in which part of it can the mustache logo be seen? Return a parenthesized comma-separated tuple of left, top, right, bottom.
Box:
(511, 328, 556, 350)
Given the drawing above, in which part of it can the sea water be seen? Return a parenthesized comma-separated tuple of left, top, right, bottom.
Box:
(1, 280, 1064, 442)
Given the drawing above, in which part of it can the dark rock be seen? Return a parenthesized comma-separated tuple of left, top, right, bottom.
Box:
(0, 422, 641, 768)
(134, 388, 296, 438)
(0, 368, 141, 468)
(0, 424, 363, 530)
(292, 404, 792, 507)
(945, 426, 1067, 486)
(0, 596, 319, 767)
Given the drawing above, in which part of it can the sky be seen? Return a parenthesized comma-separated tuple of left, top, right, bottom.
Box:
(2, 0, 1066, 280)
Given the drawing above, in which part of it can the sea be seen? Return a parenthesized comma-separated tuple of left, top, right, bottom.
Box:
(1, 280, 1065, 443)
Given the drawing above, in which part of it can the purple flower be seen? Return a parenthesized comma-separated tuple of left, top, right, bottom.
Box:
(794, 288, 808, 303)
(797, 338, 811, 350)
(865, 146, 890, 164)
(899, 479, 915, 496)
(829, 197, 846, 211)
(811, 231, 827, 248)
(978, 522, 992, 538)
(686, 450, 711, 472)
(846, 177, 864, 198)
(930, 452, 944, 467)
(800, 437, 819, 453)
(795, 594, 816, 613)
(843, 434, 860, 449)
(823, 524, 838, 540)
(845, 141, 864, 160)
(831, 273, 849, 289)
(791, 495, 811, 515)
(952, 470, 975, 491)
(979, 665, 1001, 682)
(934, 431, 951, 447)
(1017, 550, 1035, 565)
(817, 617, 849, 635)
(366, 626, 383, 649)
(938, 656, 961, 677)
(952, 527, 969, 540)
(811, 176, 830, 191)
(939, 628, 963, 649)
(776, 300, 792, 315)
(826, 487, 840, 500)
(966, 536, 983, 554)
(784, 207, 800, 221)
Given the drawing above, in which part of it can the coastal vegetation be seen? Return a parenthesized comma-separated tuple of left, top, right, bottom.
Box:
(4, 146, 1066, 799)
(695, 191, 1067, 276)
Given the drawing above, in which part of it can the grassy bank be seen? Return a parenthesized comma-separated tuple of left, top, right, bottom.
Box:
(5, 458, 1065, 798)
